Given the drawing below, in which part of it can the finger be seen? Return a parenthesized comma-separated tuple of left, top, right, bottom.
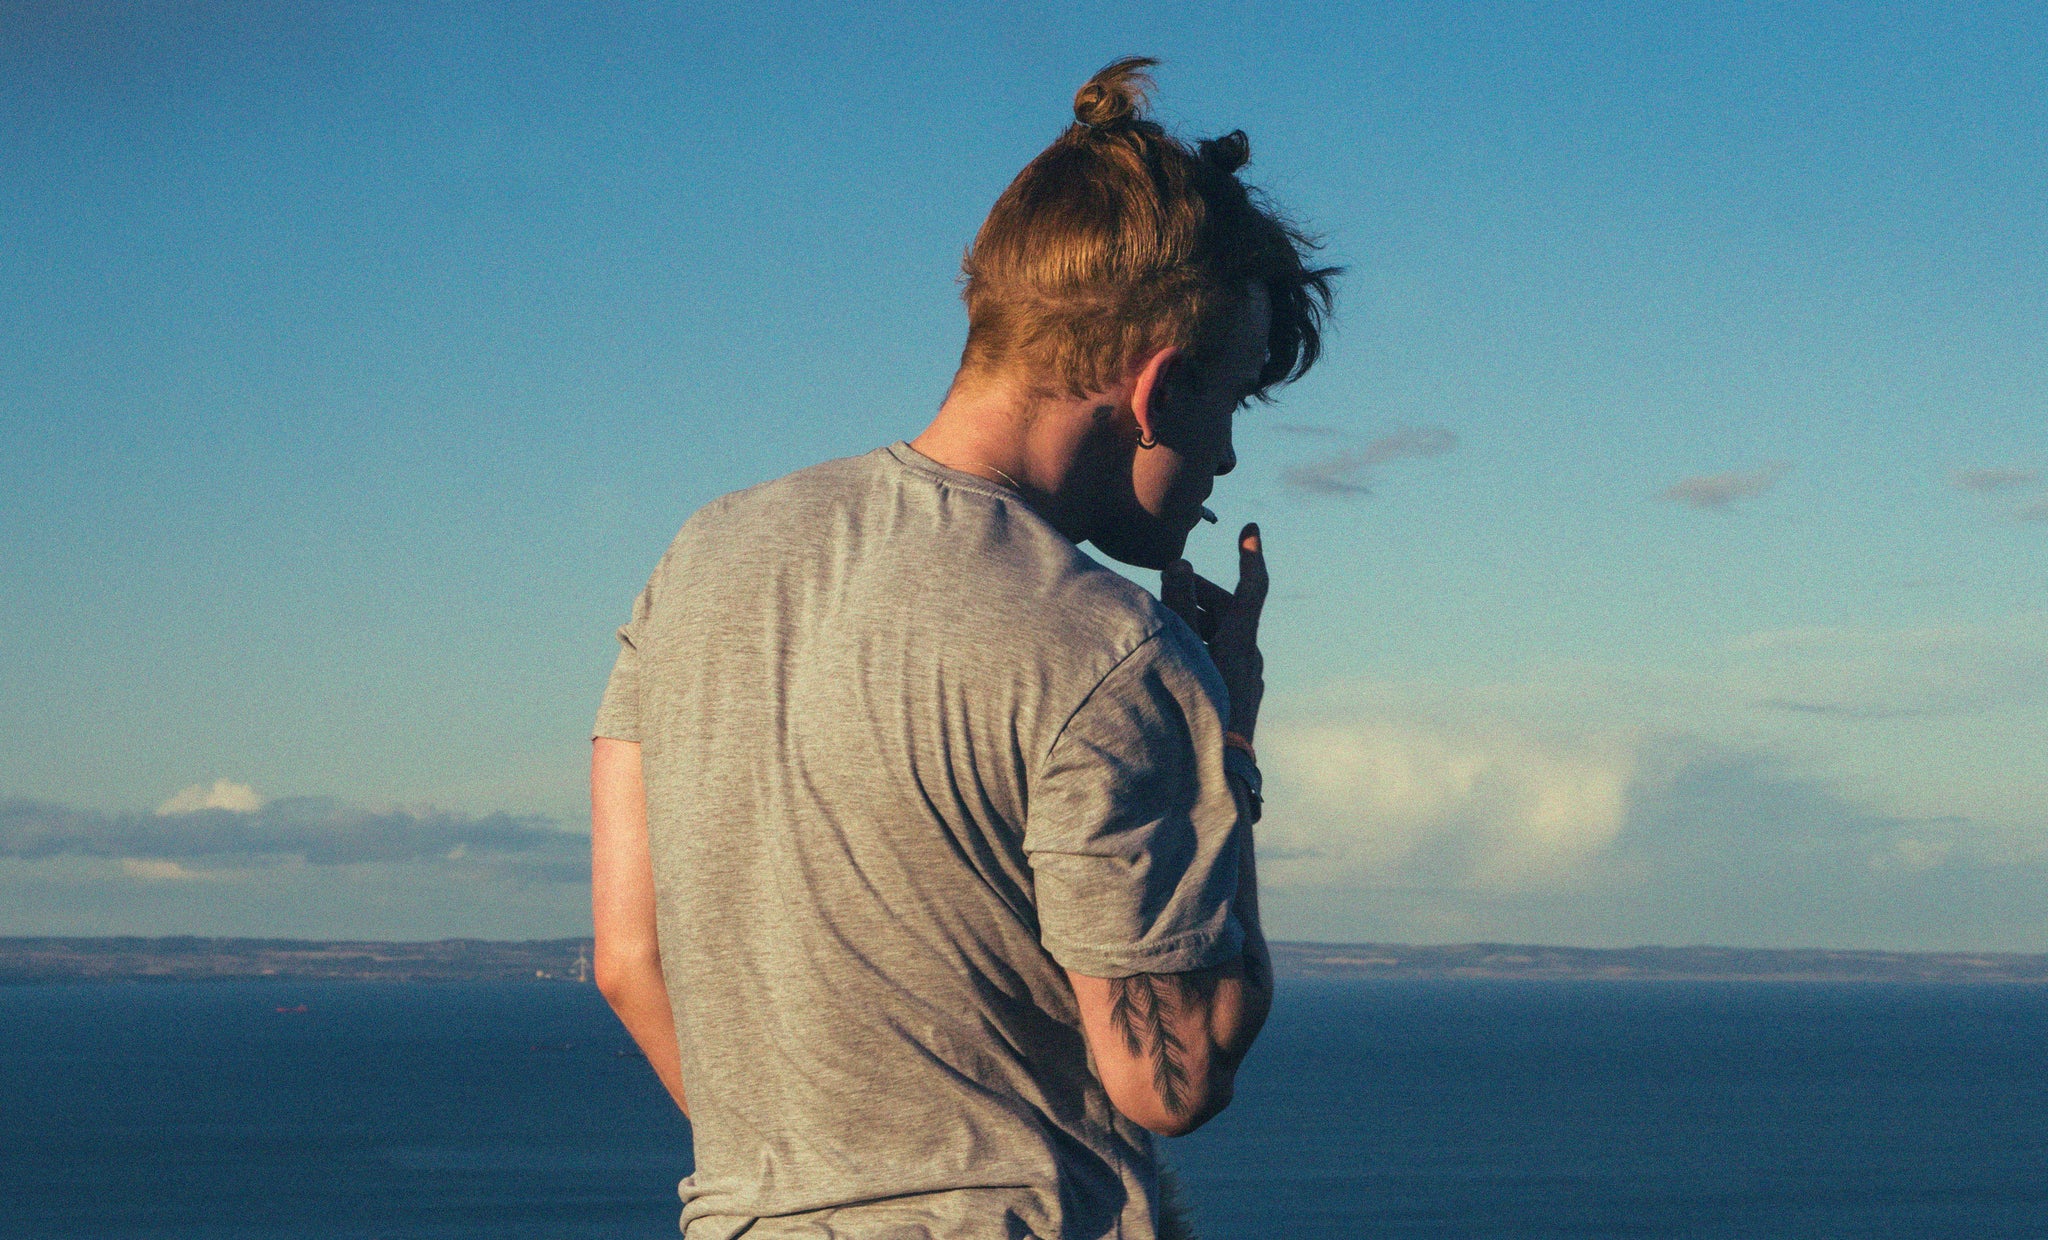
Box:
(1188, 573, 1233, 642)
(1160, 560, 1200, 631)
(1235, 523, 1269, 610)
(1215, 525, 1268, 649)
(1189, 573, 1235, 614)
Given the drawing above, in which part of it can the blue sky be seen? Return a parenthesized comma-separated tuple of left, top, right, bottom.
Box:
(4, 2, 2044, 947)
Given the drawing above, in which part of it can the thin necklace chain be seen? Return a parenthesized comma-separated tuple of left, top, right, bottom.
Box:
(959, 460, 1025, 493)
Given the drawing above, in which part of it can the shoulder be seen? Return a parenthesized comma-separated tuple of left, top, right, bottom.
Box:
(683, 450, 886, 534)
(630, 442, 1212, 686)
(638, 450, 889, 582)
(974, 532, 1226, 745)
(1030, 549, 1185, 668)
(1060, 603, 1224, 734)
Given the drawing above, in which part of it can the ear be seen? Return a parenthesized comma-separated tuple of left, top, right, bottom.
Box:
(1127, 345, 1183, 446)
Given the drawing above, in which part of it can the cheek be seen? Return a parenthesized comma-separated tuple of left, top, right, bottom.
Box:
(1132, 446, 1193, 512)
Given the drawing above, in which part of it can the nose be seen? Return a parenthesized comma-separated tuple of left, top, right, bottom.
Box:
(1215, 443, 1237, 476)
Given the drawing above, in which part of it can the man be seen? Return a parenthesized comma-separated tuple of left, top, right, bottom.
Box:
(591, 57, 1336, 1239)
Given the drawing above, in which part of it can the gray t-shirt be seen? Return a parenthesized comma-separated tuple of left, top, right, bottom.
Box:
(594, 443, 1248, 1240)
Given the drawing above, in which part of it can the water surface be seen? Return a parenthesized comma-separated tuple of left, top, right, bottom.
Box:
(4, 979, 2044, 1237)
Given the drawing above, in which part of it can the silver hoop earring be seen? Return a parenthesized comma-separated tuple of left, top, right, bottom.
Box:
(1138, 431, 1157, 449)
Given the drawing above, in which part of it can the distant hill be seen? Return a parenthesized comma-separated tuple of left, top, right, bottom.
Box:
(0, 936, 596, 984)
(1267, 941, 2048, 984)
(4, 936, 2046, 985)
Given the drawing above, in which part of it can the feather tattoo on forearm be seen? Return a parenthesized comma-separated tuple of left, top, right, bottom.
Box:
(1108, 972, 1220, 1116)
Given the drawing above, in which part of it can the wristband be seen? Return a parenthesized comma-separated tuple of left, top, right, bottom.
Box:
(1222, 742, 1263, 824)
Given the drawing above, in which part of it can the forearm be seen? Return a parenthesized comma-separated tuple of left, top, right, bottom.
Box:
(1071, 746, 1275, 1136)
(596, 948, 689, 1116)
(591, 736, 689, 1117)
(1220, 779, 1272, 1065)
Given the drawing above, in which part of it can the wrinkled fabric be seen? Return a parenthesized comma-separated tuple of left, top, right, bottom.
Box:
(595, 443, 1247, 1239)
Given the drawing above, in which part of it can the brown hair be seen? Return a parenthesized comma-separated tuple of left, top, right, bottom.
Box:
(958, 57, 1339, 401)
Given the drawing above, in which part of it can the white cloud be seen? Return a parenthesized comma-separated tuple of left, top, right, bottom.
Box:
(1245, 612, 2048, 946)
(1259, 720, 1634, 889)
(1658, 462, 1789, 510)
(120, 858, 208, 881)
(3, 794, 586, 882)
(156, 779, 264, 816)
(1873, 837, 1955, 873)
(1248, 703, 2048, 945)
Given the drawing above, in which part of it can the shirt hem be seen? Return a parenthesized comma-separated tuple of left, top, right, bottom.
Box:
(1042, 921, 1246, 979)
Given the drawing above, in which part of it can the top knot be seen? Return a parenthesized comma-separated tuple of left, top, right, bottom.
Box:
(1198, 130, 1251, 174)
(1072, 55, 1157, 130)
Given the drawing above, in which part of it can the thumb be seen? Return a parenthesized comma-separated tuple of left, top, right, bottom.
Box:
(1160, 560, 1200, 630)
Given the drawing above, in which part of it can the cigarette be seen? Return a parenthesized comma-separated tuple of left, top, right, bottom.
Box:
(1200, 506, 1219, 524)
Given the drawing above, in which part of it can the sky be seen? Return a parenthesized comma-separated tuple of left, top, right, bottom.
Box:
(3, 1, 2044, 949)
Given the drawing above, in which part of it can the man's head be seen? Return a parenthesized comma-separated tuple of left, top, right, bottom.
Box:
(947, 57, 1337, 568)
(959, 57, 1335, 404)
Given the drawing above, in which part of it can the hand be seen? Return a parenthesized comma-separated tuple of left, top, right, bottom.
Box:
(1161, 523, 1268, 741)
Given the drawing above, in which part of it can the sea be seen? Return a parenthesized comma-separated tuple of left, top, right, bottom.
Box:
(3, 979, 2045, 1239)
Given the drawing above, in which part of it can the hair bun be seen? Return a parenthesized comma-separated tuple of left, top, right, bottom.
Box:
(1073, 56, 1157, 129)
(1198, 130, 1251, 173)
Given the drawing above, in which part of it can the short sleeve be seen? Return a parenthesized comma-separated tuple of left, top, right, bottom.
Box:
(591, 583, 652, 742)
(1024, 627, 1246, 978)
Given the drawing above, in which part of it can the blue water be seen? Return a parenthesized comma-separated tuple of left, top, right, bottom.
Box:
(3, 980, 2045, 1238)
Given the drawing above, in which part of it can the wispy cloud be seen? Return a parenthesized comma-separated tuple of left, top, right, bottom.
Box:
(1658, 462, 1789, 511)
(1757, 697, 1953, 721)
(1283, 456, 1375, 497)
(1, 793, 586, 882)
(2013, 495, 2048, 523)
(1362, 427, 1461, 465)
(1950, 466, 2040, 493)
(1268, 423, 1341, 438)
(1725, 614, 2048, 721)
(1282, 426, 1459, 498)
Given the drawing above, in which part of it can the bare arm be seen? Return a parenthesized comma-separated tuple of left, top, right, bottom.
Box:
(591, 735, 688, 1116)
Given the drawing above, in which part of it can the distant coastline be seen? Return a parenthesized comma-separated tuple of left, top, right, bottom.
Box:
(4, 936, 2046, 985)
(1266, 941, 2048, 984)
(0, 937, 597, 985)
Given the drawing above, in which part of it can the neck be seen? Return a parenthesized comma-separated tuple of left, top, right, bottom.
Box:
(911, 372, 1125, 545)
